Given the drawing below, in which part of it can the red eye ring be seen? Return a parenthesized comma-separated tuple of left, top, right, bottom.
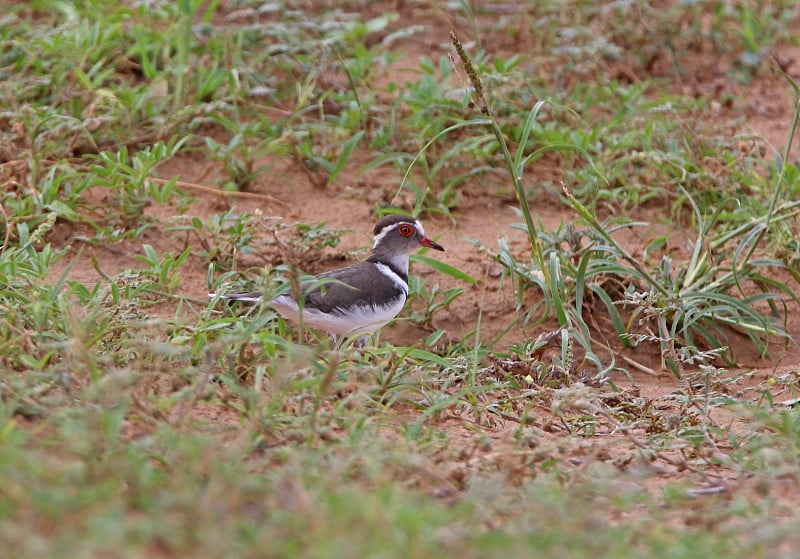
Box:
(398, 224, 414, 237)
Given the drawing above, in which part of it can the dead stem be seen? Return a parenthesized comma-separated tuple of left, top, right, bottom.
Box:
(148, 177, 289, 207)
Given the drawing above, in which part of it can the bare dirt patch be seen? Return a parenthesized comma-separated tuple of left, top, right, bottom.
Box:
(45, 0, 800, 501)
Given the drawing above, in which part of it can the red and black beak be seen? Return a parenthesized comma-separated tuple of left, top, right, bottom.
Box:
(419, 236, 445, 251)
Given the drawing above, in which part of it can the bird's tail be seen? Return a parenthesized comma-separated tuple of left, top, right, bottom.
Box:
(208, 291, 264, 303)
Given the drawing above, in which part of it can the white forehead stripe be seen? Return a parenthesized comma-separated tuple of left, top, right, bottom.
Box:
(372, 219, 421, 247)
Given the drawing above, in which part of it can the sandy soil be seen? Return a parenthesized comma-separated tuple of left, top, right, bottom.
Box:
(44, 0, 800, 493)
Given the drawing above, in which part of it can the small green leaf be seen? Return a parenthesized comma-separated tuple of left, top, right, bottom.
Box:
(45, 200, 79, 221)
(425, 329, 446, 347)
(325, 131, 364, 188)
(411, 254, 476, 284)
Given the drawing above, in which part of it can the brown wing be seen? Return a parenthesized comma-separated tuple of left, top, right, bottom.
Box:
(302, 262, 405, 314)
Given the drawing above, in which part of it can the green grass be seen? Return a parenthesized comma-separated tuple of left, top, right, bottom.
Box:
(2, 0, 800, 556)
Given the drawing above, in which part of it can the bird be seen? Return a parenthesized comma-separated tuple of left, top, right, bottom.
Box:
(214, 214, 445, 342)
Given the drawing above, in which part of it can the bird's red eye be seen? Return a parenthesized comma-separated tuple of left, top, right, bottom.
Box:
(398, 224, 414, 237)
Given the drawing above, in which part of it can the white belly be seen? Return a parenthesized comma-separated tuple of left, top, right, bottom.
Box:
(270, 295, 406, 337)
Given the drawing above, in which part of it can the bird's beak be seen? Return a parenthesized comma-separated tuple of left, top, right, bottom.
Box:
(419, 236, 445, 251)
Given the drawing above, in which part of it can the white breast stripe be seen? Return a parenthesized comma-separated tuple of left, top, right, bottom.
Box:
(373, 262, 409, 296)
